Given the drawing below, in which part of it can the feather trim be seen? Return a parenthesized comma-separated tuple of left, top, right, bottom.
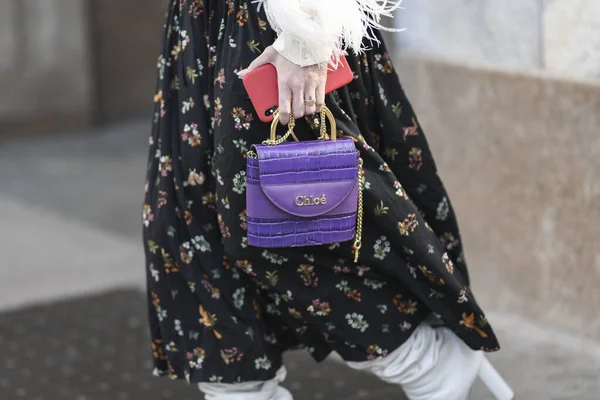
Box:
(254, 0, 404, 66)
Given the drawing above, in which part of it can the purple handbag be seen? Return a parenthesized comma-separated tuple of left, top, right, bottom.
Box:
(246, 106, 364, 261)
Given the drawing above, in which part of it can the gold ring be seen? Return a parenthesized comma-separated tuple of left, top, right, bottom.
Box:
(304, 99, 316, 106)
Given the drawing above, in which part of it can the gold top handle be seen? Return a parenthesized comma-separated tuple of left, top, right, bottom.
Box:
(267, 105, 337, 145)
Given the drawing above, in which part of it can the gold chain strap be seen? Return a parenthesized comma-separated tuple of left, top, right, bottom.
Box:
(247, 111, 301, 158)
(264, 112, 299, 145)
(353, 158, 364, 263)
(318, 108, 330, 140)
(265, 107, 335, 146)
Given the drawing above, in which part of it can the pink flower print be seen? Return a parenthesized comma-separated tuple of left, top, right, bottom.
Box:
(214, 68, 226, 89)
(403, 117, 419, 141)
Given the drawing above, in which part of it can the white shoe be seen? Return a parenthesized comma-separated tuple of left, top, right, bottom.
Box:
(274, 386, 294, 400)
(347, 324, 514, 400)
(198, 366, 293, 400)
(477, 356, 514, 400)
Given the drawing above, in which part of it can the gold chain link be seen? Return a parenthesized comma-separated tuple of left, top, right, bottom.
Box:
(353, 158, 364, 263)
(264, 113, 298, 145)
(318, 108, 329, 140)
(248, 109, 326, 158)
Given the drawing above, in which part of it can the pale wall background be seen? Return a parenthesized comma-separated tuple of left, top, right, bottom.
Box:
(387, 0, 600, 341)
(393, 0, 600, 80)
(0, 0, 165, 134)
(0, 0, 93, 128)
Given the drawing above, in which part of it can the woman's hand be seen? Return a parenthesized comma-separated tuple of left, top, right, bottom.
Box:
(239, 46, 327, 125)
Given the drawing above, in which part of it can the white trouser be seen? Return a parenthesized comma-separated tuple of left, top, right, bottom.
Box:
(347, 323, 483, 400)
(198, 323, 483, 400)
(198, 365, 293, 400)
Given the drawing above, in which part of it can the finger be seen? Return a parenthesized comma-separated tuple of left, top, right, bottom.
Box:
(304, 83, 318, 115)
(315, 82, 326, 113)
(278, 85, 292, 125)
(239, 48, 274, 76)
(292, 83, 305, 120)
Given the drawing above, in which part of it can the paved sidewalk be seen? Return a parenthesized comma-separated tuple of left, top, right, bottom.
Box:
(0, 289, 408, 400)
(1, 121, 599, 399)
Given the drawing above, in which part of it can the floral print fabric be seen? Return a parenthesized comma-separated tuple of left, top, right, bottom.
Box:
(143, 0, 500, 385)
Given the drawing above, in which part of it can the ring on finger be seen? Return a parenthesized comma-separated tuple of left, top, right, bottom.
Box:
(304, 99, 316, 106)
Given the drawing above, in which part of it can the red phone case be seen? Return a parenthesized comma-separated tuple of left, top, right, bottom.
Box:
(242, 55, 354, 122)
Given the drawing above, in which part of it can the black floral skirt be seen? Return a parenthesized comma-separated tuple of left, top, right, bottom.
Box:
(142, 0, 500, 385)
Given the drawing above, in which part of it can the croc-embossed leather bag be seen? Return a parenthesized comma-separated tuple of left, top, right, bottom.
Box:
(246, 106, 364, 261)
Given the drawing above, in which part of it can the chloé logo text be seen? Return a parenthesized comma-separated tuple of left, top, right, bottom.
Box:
(295, 195, 327, 207)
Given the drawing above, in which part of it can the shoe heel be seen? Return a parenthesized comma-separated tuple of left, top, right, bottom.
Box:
(478, 356, 514, 400)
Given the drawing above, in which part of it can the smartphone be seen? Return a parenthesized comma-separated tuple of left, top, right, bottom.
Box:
(242, 55, 354, 122)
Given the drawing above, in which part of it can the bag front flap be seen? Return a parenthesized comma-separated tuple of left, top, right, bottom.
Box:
(259, 179, 358, 218)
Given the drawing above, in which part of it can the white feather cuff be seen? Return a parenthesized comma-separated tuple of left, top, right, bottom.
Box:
(254, 0, 404, 67)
